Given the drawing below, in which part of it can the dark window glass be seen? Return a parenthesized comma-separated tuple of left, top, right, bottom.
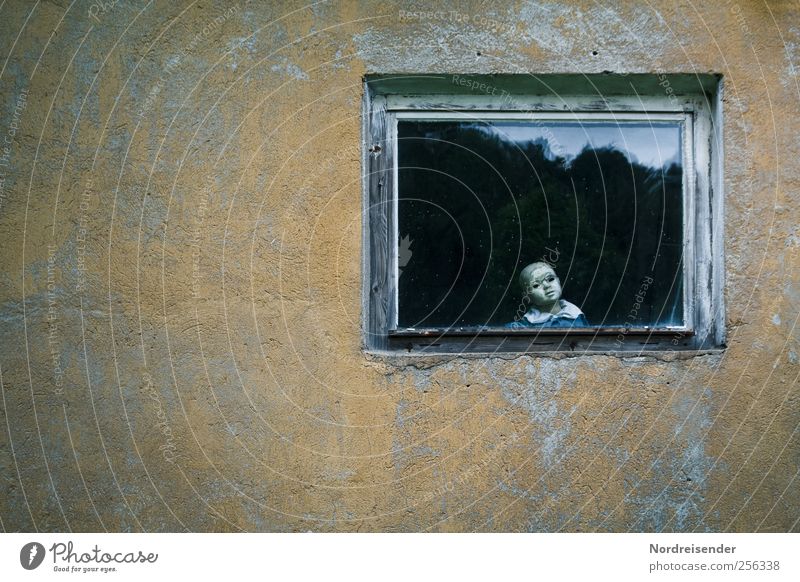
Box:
(396, 119, 684, 329)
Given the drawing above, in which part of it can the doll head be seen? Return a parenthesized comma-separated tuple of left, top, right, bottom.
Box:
(519, 262, 562, 310)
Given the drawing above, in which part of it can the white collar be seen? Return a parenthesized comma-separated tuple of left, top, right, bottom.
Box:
(523, 300, 584, 324)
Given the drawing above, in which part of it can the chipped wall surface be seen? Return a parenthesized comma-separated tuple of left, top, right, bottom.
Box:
(0, 0, 798, 532)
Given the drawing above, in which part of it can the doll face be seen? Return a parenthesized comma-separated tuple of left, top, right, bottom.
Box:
(523, 266, 562, 308)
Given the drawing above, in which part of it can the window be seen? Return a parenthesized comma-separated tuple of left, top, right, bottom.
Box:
(363, 74, 724, 354)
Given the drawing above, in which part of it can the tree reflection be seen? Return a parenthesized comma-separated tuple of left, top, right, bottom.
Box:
(397, 121, 683, 329)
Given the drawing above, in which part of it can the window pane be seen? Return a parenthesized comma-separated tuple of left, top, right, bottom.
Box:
(396, 119, 684, 329)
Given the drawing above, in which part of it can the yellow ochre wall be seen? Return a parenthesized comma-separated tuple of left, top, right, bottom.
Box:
(0, 0, 798, 532)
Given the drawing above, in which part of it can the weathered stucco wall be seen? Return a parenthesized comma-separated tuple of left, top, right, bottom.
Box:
(0, 0, 798, 532)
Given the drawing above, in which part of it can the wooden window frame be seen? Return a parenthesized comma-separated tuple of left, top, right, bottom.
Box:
(362, 74, 725, 355)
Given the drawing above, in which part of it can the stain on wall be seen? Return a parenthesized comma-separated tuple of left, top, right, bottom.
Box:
(0, 0, 798, 532)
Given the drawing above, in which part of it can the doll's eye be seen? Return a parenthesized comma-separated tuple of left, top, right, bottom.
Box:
(532, 284, 540, 289)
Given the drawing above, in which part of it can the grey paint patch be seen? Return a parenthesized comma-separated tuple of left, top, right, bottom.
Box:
(270, 59, 310, 81)
(628, 389, 715, 531)
(493, 359, 577, 469)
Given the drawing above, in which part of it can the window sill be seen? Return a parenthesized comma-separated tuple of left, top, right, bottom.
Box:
(377, 327, 707, 355)
(364, 345, 726, 366)
(389, 327, 694, 337)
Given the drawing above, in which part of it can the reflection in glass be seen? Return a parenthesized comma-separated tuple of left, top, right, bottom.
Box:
(396, 119, 684, 329)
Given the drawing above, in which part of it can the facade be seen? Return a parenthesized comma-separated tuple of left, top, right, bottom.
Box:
(0, 0, 798, 532)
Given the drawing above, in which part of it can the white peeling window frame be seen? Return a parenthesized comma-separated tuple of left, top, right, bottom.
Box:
(362, 74, 724, 355)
